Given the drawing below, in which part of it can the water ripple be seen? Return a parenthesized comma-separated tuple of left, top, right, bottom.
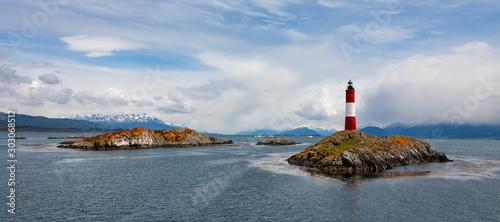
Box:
(428, 155, 500, 180)
(250, 153, 500, 181)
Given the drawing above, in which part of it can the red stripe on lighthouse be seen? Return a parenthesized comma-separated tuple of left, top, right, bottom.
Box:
(346, 90, 355, 103)
(345, 116, 356, 131)
(345, 80, 356, 131)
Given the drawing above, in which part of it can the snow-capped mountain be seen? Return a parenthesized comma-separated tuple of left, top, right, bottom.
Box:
(68, 113, 184, 130)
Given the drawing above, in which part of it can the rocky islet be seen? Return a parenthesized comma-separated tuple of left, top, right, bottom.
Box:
(287, 130, 451, 176)
(256, 137, 299, 146)
(59, 127, 233, 150)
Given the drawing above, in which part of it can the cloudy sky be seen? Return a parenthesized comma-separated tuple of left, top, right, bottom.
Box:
(1, 0, 500, 133)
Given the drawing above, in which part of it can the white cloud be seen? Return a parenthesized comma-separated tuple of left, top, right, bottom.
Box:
(178, 78, 244, 101)
(0, 64, 32, 85)
(361, 42, 500, 126)
(211, 0, 271, 19)
(60, 35, 145, 57)
(369, 27, 415, 43)
(196, 53, 269, 76)
(0, 78, 73, 106)
(0, 67, 49, 106)
(168, 49, 355, 132)
(38, 73, 60, 85)
(318, 0, 344, 8)
(248, 0, 299, 19)
(429, 31, 442, 35)
(339, 25, 415, 43)
(338, 25, 361, 33)
(295, 87, 339, 120)
(85, 52, 114, 57)
(155, 91, 195, 114)
(377, 9, 403, 15)
(73, 88, 154, 107)
(0, 53, 9, 63)
(451, 42, 492, 53)
(31, 87, 74, 105)
(283, 29, 310, 41)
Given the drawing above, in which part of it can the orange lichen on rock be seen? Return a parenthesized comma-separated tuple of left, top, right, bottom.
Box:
(161, 128, 193, 142)
(81, 127, 149, 144)
(390, 135, 416, 147)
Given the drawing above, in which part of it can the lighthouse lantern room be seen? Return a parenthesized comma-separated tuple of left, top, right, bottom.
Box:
(345, 80, 356, 131)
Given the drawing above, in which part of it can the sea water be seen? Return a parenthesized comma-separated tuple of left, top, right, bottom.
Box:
(0, 133, 499, 221)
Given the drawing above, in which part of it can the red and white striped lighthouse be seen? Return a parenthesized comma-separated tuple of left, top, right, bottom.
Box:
(345, 80, 356, 131)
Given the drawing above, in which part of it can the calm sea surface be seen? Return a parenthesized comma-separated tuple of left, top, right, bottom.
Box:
(1, 132, 499, 221)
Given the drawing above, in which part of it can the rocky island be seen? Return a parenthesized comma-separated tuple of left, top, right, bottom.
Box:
(287, 131, 451, 176)
(59, 127, 233, 150)
(256, 137, 299, 146)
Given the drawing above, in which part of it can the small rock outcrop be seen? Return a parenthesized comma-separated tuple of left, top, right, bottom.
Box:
(287, 131, 451, 176)
(59, 127, 233, 150)
(256, 137, 299, 146)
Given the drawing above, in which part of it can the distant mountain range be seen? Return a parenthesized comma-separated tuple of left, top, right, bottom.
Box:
(68, 113, 183, 130)
(239, 123, 500, 139)
(359, 126, 390, 137)
(0, 112, 115, 132)
(237, 127, 337, 136)
(0, 112, 183, 132)
(360, 123, 500, 139)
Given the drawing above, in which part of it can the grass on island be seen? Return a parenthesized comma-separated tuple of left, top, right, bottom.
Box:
(326, 138, 362, 156)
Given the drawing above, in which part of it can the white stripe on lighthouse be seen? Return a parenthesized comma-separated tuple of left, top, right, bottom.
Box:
(346, 102, 355, 117)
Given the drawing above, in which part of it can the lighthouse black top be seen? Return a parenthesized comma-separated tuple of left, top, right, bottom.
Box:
(347, 80, 354, 90)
